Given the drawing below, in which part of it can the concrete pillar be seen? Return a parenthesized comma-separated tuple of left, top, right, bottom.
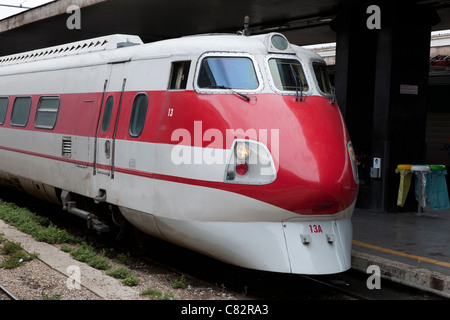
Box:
(331, 1, 440, 212)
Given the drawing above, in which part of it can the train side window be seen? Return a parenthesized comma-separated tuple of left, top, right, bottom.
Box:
(169, 61, 191, 89)
(101, 96, 114, 132)
(312, 62, 332, 94)
(10, 97, 32, 127)
(268, 58, 309, 93)
(0, 97, 8, 125)
(35, 96, 60, 129)
(129, 93, 148, 138)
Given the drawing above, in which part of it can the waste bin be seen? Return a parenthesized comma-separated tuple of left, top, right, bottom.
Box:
(395, 164, 413, 207)
(428, 165, 450, 210)
(411, 165, 431, 215)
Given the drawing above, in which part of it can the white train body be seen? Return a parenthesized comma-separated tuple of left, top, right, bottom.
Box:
(0, 33, 358, 274)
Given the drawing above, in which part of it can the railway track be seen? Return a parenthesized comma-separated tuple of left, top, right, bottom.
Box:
(300, 274, 370, 300)
(0, 187, 444, 301)
(137, 234, 445, 300)
(0, 283, 19, 300)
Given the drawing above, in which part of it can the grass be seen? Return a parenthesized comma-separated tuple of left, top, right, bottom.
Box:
(0, 198, 144, 286)
(0, 200, 77, 244)
(41, 291, 61, 300)
(70, 243, 110, 270)
(0, 199, 112, 271)
(106, 266, 140, 286)
(116, 252, 132, 265)
(121, 274, 140, 286)
(2, 241, 22, 255)
(140, 287, 176, 300)
(107, 266, 132, 279)
(171, 274, 187, 289)
(0, 240, 38, 269)
(60, 244, 74, 253)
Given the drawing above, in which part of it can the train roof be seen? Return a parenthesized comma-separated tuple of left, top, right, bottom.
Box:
(0, 34, 143, 67)
(137, 33, 321, 60)
(0, 32, 323, 72)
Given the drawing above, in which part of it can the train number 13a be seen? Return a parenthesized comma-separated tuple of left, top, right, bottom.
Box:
(309, 224, 323, 233)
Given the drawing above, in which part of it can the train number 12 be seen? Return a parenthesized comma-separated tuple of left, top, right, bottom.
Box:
(309, 224, 323, 233)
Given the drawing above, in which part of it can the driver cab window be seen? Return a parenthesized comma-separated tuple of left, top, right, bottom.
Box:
(169, 61, 191, 89)
(268, 58, 308, 92)
(313, 62, 332, 94)
(197, 56, 259, 90)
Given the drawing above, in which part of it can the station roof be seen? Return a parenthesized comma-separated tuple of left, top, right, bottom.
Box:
(1, 0, 450, 56)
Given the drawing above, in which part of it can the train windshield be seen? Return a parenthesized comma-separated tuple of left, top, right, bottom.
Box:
(313, 62, 332, 94)
(268, 58, 309, 92)
(197, 57, 259, 90)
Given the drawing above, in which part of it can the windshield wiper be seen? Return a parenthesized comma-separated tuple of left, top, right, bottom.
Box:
(207, 85, 251, 102)
(330, 86, 336, 104)
(289, 64, 304, 102)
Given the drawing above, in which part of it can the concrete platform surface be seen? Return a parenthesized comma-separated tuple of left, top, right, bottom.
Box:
(0, 219, 140, 300)
(351, 208, 450, 298)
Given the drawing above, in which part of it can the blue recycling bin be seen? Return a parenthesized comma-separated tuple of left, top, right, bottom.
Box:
(412, 164, 450, 214)
(428, 165, 450, 210)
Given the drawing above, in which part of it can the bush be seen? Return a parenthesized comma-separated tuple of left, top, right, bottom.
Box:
(171, 274, 186, 289)
(122, 275, 139, 286)
(70, 243, 110, 270)
(140, 287, 175, 300)
(70, 243, 96, 263)
(116, 252, 132, 265)
(107, 266, 132, 279)
(88, 255, 110, 270)
(2, 241, 22, 255)
(0, 241, 38, 269)
(36, 224, 77, 244)
(60, 244, 74, 253)
(0, 200, 78, 244)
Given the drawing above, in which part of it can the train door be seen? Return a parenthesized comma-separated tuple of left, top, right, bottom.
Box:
(94, 62, 127, 178)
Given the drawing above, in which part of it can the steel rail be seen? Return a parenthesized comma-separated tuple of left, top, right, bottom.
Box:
(0, 283, 19, 300)
(300, 275, 371, 300)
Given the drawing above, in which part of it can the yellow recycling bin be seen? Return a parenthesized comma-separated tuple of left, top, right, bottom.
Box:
(395, 164, 413, 207)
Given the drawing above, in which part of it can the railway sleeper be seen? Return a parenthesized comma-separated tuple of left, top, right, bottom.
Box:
(61, 190, 110, 234)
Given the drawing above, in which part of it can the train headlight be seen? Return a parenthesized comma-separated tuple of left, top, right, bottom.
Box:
(236, 142, 250, 160)
(264, 33, 295, 54)
(348, 141, 359, 184)
(271, 34, 289, 51)
(225, 139, 277, 184)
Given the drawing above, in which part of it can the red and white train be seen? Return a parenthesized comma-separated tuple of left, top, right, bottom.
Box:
(0, 32, 358, 274)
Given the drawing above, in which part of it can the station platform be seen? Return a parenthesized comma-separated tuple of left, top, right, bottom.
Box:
(351, 207, 450, 298)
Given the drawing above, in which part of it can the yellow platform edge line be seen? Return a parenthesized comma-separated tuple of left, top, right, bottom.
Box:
(352, 240, 450, 268)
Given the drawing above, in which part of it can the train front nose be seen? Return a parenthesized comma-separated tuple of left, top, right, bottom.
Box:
(273, 97, 358, 274)
(275, 96, 359, 215)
